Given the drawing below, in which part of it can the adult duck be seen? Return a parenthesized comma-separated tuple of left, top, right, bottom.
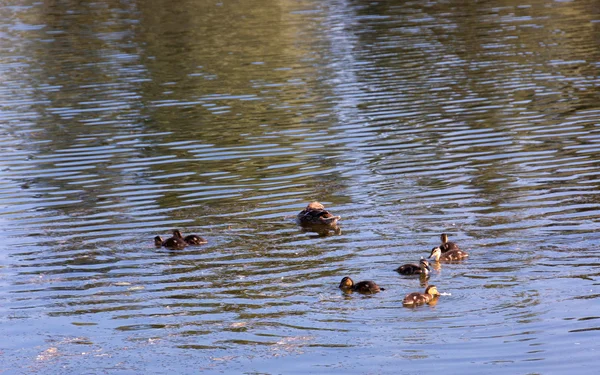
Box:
(297, 202, 341, 228)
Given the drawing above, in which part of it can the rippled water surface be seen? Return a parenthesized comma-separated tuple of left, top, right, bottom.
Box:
(1, 0, 600, 373)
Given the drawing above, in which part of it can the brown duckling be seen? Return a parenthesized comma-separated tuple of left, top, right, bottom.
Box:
(339, 277, 384, 294)
(154, 235, 186, 250)
(402, 285, 441, 306)
(439, 233, 460, 253)
(396, 258, 431, 276)
(429, 246, 469, 262)
(173, 229, 207, 245)
(297, 202, 341, 228)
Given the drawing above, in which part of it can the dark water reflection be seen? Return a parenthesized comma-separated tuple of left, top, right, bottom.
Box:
(1, 0, 600, 373)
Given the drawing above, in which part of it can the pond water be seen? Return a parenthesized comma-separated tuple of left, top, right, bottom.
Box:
(1, 0, 600, 373)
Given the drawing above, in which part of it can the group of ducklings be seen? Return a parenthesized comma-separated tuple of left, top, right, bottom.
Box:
(154, 229, 207, 250)
(296, 202, 469, 307)
(395, 233, 468, 306)
(155, 202, 469, 307)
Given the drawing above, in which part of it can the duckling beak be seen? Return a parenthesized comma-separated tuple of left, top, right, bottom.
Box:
(426, 265, 431, 272)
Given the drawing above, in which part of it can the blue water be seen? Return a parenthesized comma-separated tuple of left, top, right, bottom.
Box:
(1, 0, 600, 373)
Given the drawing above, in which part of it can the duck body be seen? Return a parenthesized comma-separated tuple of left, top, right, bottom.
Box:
(396, 258, 431, 275)
(297, 202, 341, 228)
(173, 229, 207, 245)
(339, 277, 384, 294)
(439, 233, 460, 253)
(402, 285, 440, 306)
(429, 246, 469, 262)
(154, 235, 187, 250)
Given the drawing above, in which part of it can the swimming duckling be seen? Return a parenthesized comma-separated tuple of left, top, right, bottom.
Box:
(402, 285, 440, 306)
(173, 229, 207, 245)
(396, 258, 431, 276)
(439, 233, 460, 253)
(429, 246, 469, 262)
(297, 202, 341, 228)
(154, 235, 187, 250)
(339, 277, 384, 294)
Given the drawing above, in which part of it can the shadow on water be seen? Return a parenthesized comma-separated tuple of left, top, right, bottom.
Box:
(1, 0, 600, 373)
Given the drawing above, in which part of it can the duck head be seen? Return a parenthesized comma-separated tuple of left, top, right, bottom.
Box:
(429, 247, 442, 261)
(306, 201, 325, 211)
(339, 276, 354, 289)
(425, 285, 440, 297)
(419, 258, 431, 273)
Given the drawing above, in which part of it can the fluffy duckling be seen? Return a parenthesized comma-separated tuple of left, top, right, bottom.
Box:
(339, 277, 384, 294)
(429, 246, 469, 262)
(439, 233, 460, 253)
(154, 235, 186, 250)
(297, 202, 341, 228)
(402, 285, 440, 306)
(396, 258, 431, 276)
(173, 229, 207, 245)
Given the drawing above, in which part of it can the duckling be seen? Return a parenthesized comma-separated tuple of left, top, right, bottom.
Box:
(429, 246, 469, 262)
(402, 285, 440, 306)
(173, 229, 207, 245)
(154, 235, 186, 250)
(439, 233, 460, 253)
(396, 258, 431, 276)
(297, 202, 341, 228)
(339, 277, 384, 294)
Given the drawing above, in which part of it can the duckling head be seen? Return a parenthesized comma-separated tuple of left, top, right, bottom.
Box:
(425, 285, 440, 297)
(339, 276, 354, 289)
(419, 258, 431, 272)
(172, 229, 183, 238)
(440, 233, 449, 243)
(429, 247, 442, 261)
(154, 236, 163, 246)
